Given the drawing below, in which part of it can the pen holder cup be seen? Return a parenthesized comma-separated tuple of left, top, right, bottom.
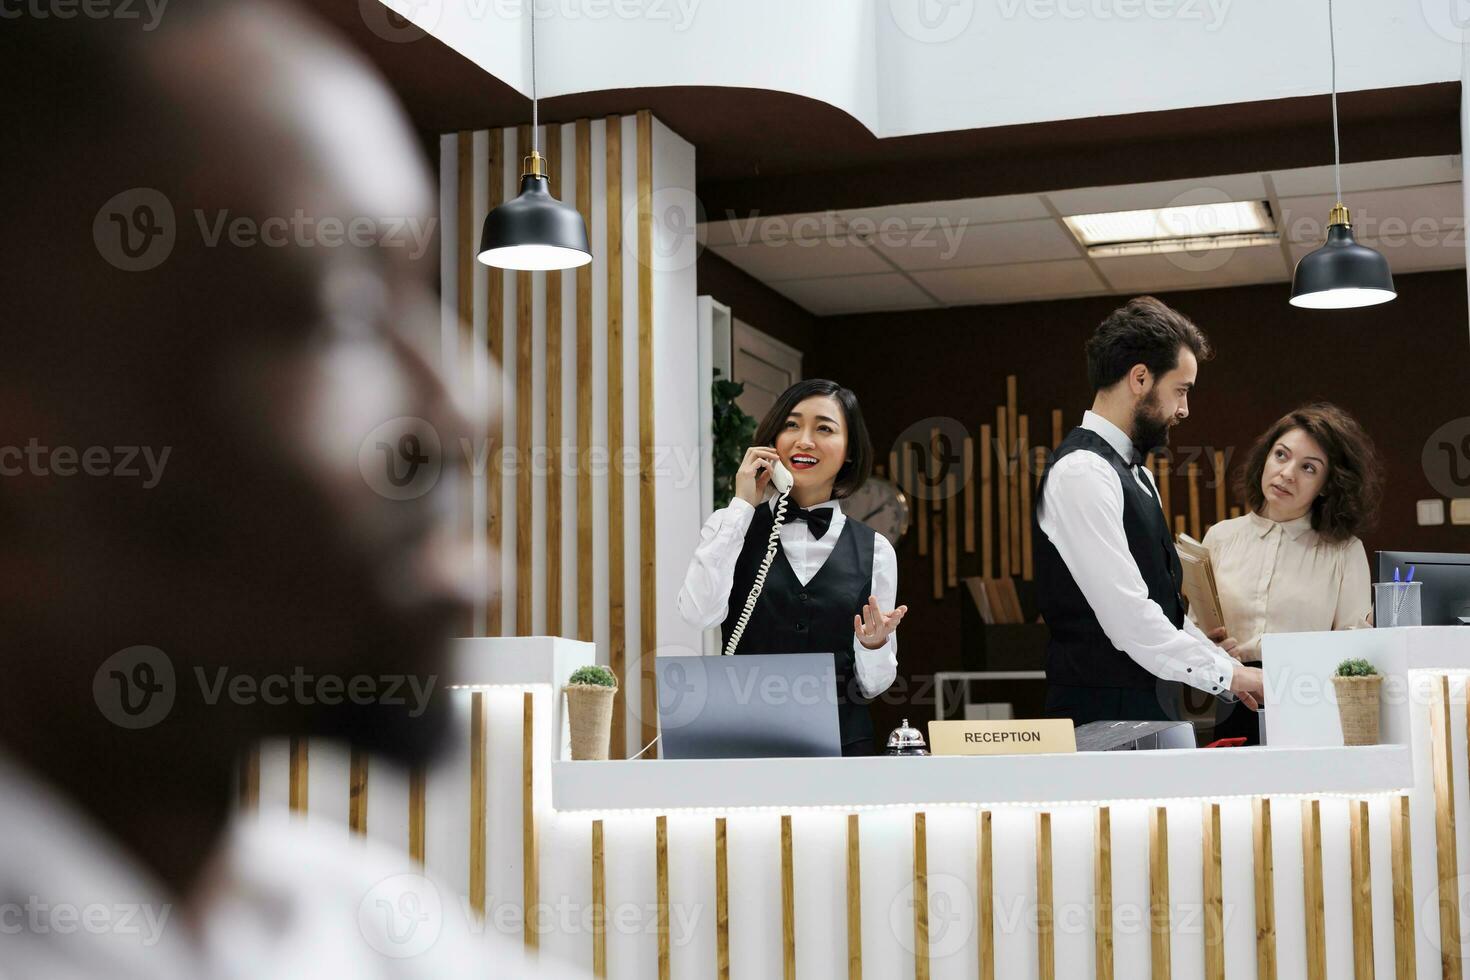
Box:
(1374, 581, 1422, 628)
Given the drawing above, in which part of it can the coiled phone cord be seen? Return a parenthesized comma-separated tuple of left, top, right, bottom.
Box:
(721, 489, 790, 656)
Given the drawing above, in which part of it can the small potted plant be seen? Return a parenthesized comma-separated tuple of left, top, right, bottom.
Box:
(1331, 658, 1383, 746)
(564, 665, 618, 761)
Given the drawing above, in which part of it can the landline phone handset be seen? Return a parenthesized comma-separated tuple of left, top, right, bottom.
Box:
(721, 457, 794, 656)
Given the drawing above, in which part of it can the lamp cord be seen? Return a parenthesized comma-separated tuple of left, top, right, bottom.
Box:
(530, 0, 539, 156)
(1328, 0, 1341, 204)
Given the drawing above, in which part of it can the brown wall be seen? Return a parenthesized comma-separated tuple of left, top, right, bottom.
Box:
(697, 248, 819, 354)
(802, 269, 1470, 737)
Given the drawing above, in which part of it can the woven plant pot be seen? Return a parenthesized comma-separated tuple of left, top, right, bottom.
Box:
(565, 683, 618, 760)
(1331, 675, 1383, 746)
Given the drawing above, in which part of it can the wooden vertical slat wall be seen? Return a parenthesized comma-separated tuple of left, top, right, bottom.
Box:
(1202, 803, 1224, 980)
(288, 736, 307, 815)
(945, 474, 958, 587)
(1253, 798, 1278, 980)
(995, 408, 1010, 578)
(470, 692, 487, 918)
(1431, 675, 1463, 979)
(1159, 456, 1173, 520)
(592, 819, 607, 978)
(847, 814, 862, 980)
(1213, 449, 1227, 525)
(605, 115, 627, 758)
(486, 129, 505, 637)
(978, 810, 995, 980)
(980, 424, 993, 578)
(1095, 807, 1114, 980)
(1035, 811, 1054, 980)
(1187, 462, 1201, 539)
(963, 437, 975, 553)
(409, 766, 426, 864)
(575, 119, 593, 642)
(1018, 414, 1033, 581)
(1348, 800, 1374, 980)
(1389, 795, 1417, 980)
(522, 692, 540, 949)
(914, 812, 930, 980)
(636, 110, 658, 758)
(716, 817, 731, 980)
(1051, 408, 1063, 448)
(545, 123, 563, 638)
(348, 752, 367, 836)
(1150, 807, 1170, 980)
(239, 746, 259, 812)
(781, 814, 796, 980)
(1302, 799, 1327, 980)
(1006, 376, 1019, 572)
(656, 814, 670, 980)
(516, 125, 534, 635)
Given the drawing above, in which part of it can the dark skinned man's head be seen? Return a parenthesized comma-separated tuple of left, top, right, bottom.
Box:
(2, 0, 487, 817)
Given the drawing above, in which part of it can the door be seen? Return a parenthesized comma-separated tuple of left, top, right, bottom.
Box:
(731, 318, 803, 422)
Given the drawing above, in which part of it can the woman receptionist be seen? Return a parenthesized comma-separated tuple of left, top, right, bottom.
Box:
(677, 379, 907, 756)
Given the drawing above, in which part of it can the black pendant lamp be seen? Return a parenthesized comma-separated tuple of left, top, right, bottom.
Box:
(1289, 0, 1394, 309)
(476, 9, 590, 272)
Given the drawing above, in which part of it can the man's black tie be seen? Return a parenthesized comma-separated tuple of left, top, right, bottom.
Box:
(785, 503, 834, 540)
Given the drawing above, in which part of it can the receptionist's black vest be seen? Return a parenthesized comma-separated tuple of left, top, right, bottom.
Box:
(1034, 428, 1185, 690)
(720, 501, 877, 752)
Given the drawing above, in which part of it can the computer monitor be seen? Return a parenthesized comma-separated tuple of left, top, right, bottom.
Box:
(655, 652, 843, 759)
(1375, 551, 1470, 626)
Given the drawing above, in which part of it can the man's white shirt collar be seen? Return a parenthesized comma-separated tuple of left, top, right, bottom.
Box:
(1081, 410, 1136, 462)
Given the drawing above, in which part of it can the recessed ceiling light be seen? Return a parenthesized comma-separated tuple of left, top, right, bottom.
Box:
(1063, 201, 1278, 257)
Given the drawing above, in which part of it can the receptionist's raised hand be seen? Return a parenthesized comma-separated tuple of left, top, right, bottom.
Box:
(735, 446, 784, 507)
(855, 594, 907, 650)
(1207, 626, 1244, 662)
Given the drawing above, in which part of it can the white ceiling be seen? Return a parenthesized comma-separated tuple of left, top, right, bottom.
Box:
(699, 155, 1465, 316)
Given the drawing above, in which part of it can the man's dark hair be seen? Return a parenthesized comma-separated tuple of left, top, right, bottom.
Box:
(752, 379, 874, 499)
(1085, 296, 1213, 392)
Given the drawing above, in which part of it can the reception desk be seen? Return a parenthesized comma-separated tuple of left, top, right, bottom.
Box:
(253, 629, 1469, 979)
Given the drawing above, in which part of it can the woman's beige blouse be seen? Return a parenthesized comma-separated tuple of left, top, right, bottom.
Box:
(1196, 510, 1373, 661)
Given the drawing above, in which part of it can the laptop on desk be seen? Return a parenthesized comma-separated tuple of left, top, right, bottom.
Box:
(655, 652, 843, 759)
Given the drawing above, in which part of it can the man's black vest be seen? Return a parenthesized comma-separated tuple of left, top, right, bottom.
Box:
(1034, 427, 1185, 689)
(720, 501, 876, 751)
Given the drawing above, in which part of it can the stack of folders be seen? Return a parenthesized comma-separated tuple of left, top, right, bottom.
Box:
(1175, 533, 1225, 634)
(963, 577, 1026, 625)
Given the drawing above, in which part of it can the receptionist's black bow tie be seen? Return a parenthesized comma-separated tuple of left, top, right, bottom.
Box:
(785, 503, 834, 540)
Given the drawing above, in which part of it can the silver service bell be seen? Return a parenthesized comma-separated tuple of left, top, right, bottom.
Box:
(885, 718, 929, 756)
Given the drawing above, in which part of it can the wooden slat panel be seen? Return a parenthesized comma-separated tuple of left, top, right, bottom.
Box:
(931, 511, 943, 600)
(1174, 514, 1187, 537)
(1018, 414, 1033, 582)
(486, 127, 505, 637)
(1187, 462, 1202, 540)
(470, 692, 487, 916)
(1431, 675, 1463, 979)
(1230, 506, 1242, 519)
(1035, 811, 1054, 980)
(914, 812, 930, 980)
(409, 766, 425, 864)
(288, 736, 307, 815)
(515, 125, 533, 635)
(592, 819, 606, 978)
(782, 814, 796, 980)
(945, 474, 958, 587)
(1388, 795, 1417, 980)
(1349, 799, 1375, 980)
(1051, 408, 1063, 449)
(980, 424, 993, 579)
(916, 443, 929, 557)
(575, 118, 593, 642)
(656, 814, 670, 980)
(1159, 456, 1172, 521)
(1095, 807, 1113, 980)
(978, 810, 994, 980)
(847, 814, 862, 980)
(716, 817, 731, 980)
(1006, 377, 1019, 572)
(545, 122, 563, 638)
(605, 114, 627, 758)
(1149, 806, 1170, 980)
(1213, 449, 1227, 524)
(995, 407, 1009, 578)
(930, 427, 942, 516)
(239, 745, 259, 812)
(963, 437, 975, 552)
(349, 749, 367, 836)
(1202, 802, 1224, 980)
(523, 692, 539, 949)
(636, 110, 659, 758)
(1253, 798, 1278, 980)
(1302, 799, 1327, 980)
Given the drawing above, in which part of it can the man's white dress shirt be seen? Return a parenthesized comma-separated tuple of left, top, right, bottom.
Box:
(677, 496, 899, 699)
(1036, 411, 1238, 696)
